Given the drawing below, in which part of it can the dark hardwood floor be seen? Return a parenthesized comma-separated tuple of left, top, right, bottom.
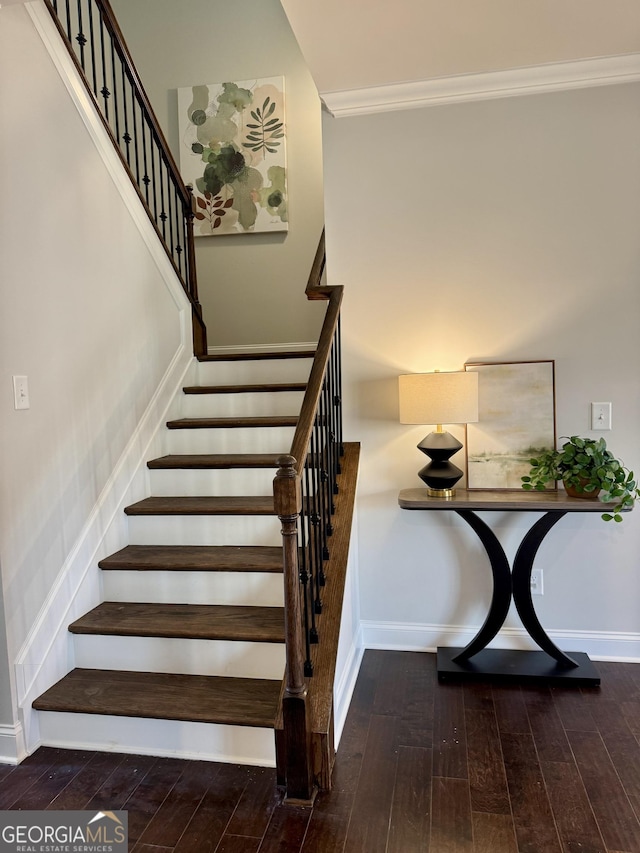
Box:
(2, 650, 640, 852)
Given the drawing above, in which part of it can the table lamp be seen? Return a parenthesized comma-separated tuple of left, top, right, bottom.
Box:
(399, 370, 479, 497)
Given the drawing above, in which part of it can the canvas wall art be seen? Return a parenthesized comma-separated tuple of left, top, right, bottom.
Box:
(177, 77, 287, 235)
(464, 360, 556, 490)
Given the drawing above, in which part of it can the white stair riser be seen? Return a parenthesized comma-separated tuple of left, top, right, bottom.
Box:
(126, 515, 281, 546)
(180, 391, 304, 419)
(37, 711, 276, 766)
(102, 571, 284, 606)
(148, 467, 276, 497)
(163, 426, 295, 455)
(73, 634, 285, 680)
(197, 358, 313, 386)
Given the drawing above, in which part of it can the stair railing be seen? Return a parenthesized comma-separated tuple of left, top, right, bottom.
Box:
(41, 0, 207, 356)
(274, 231, 344, 801)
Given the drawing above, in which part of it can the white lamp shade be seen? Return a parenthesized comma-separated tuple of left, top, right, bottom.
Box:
(399, 371, 479, 425)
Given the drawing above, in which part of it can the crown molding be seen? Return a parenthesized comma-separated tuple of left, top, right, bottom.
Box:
(322, 53, 640, 118)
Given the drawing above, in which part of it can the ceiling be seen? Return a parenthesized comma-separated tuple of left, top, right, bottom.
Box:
(279, 0, 640, 96)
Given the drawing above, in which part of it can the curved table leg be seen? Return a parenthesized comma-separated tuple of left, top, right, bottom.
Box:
(512, 510, 579, 669)
(452, 510, 513, 663)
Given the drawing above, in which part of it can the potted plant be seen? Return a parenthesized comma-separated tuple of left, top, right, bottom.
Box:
(521, 435, 639, 522)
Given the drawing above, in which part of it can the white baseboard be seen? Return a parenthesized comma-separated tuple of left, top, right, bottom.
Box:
(360, 620, 640, 663)
(207, 341, 317, 356)
(0, 722, 27, 765)
(333, 630, 364, 749)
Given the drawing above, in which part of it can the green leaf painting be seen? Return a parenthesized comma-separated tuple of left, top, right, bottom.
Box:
(177, 77, 287, 235)
(243, 97, 284, 156)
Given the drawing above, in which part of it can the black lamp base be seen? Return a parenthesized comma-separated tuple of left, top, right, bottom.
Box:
(417, 431, 464, 497)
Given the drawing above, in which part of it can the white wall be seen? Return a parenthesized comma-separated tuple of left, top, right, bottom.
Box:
(323, 83, 640, 655)
(0, 4, 191, 748)
(110, 0, 326, 349)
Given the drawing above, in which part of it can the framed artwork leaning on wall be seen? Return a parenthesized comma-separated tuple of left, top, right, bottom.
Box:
(464, 360, 556, 490)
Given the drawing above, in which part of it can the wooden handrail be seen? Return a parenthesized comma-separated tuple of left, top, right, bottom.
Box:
(289, 287, 343, 476)
(42, 0, 207, 356)
(305, 229, 328, 299)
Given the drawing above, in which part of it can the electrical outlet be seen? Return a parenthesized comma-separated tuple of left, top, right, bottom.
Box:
(530, 569, 544, 596)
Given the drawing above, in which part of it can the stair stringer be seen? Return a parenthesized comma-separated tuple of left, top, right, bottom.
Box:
(14, 355, 199, 758)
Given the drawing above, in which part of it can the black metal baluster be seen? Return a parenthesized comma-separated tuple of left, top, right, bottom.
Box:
(181, 209, 189, 279)
(86, 0, 97, 97)
(167, 175, 175, 263)
(158, 152, 167, 238)
(304, 462, 319, 641)
(132, 90, 141, 188)
(120, 65, 132, 167)
(110, 40, 120, 144)
(310, 426, 325, 609)
(318, 388, 332, 547)
(75, 0, 86, 69)
(329, 336, 340, 492)
(336, 317, 344, 461)
(298, 475, 313, 676)
(170, 187, 181, 273)
(149, 126, 158, 220)
(323, 371, 337, 514)
(98, 8, 110, 120)
(140, 109, 151, 205)
(65, 0, 72, 41)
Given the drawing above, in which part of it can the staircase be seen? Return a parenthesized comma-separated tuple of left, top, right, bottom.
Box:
(30, 0, 355, 799)
(33, 351, 314, 767)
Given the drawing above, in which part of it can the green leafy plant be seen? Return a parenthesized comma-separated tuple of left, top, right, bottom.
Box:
(521, 435, 639, 522)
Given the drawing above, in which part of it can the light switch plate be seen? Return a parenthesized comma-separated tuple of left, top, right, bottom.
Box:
(12, 375, 29, 410)
(591, 402, 611, 430)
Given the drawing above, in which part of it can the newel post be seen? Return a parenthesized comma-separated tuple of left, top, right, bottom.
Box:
(274, 455, 316, 803)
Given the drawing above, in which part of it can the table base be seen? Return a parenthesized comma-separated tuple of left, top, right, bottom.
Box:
(437, 647, 600, 687)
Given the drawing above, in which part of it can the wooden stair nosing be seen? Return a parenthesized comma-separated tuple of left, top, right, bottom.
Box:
(124, 496, 276, 516)
(98, 545, 284, 573)
(182, 383, 307, 395)
(33, 668, 281, 728)
(166, 416, 298, 430)
(147, 454, 283, 470)
(198, 350, 315, 362)
(69, 602, 286, 643)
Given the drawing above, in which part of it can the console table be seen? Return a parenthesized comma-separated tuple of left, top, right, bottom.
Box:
(397, 488, 620, 686)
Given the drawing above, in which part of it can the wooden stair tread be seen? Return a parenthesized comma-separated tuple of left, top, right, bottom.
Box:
(183, 383, 307, 395)
(124, 496, 275, 515)
(147, 454, 283, 469)
(98, 545, 283, 572)
(69, 602, 285, 642)
(198, 350, 315, 362)
(33, 669, 280, 728)
(166, 416, 298, 429)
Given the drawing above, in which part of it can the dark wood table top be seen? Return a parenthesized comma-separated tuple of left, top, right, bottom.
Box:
(398, 487, 621, 512)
